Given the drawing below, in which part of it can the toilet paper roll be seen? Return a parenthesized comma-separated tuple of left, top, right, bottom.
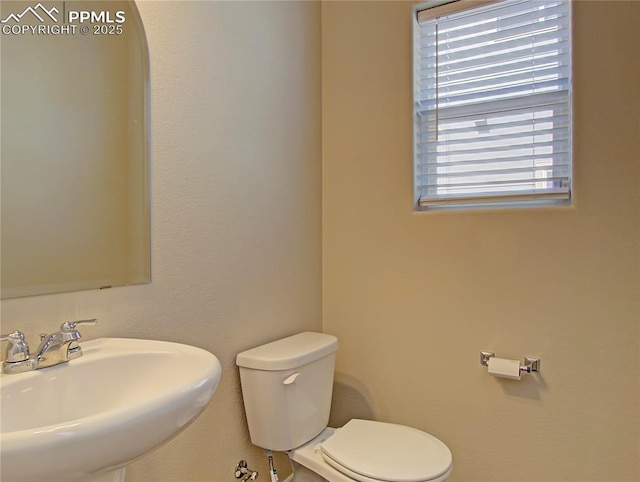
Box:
(487, 357, 521, 380)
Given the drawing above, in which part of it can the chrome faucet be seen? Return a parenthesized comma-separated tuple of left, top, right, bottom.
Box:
(1, 319, 97, 374)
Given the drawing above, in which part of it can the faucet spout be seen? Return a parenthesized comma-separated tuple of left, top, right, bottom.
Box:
(34, 330, 82, 368)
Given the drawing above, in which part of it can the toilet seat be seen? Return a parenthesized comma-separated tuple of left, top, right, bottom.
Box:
(319, 420, 452, 482)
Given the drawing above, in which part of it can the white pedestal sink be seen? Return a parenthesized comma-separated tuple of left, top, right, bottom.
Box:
(0, 338, 222, 482)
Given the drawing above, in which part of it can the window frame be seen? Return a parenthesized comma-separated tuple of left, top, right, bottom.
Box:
(412, 0, 573, 211)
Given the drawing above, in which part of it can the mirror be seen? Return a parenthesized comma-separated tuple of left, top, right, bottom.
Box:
(1, 0, 150, 299)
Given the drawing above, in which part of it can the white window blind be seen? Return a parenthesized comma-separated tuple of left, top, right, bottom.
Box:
(414, 0, 572, 208)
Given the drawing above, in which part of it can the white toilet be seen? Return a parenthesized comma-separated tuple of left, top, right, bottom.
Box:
(236, 332, 452, 482)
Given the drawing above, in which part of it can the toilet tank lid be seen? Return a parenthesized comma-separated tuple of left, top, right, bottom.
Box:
(236, 332, 338, 371)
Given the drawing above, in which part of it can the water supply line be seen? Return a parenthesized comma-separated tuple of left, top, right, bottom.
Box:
(265, 450, 279, 482)
(234, 460, 258, 481)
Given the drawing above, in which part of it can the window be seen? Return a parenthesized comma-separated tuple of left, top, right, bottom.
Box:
(414, 0, 572, 209)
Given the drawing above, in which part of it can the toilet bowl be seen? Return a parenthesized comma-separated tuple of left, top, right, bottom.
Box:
(236, 333, 453, 482)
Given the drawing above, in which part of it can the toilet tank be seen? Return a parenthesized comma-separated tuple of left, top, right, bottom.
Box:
(236, 332, 338, 451)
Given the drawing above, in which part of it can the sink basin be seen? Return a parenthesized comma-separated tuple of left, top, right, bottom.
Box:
(0, 338, 222, 482)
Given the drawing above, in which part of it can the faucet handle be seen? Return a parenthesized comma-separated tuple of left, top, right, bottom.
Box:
(1, 330, 30, 362)
(60, 319, 98, 331)
(59, 319, 97, 361)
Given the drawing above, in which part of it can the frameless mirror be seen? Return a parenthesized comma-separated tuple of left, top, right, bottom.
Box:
(1, 0, 150, 299)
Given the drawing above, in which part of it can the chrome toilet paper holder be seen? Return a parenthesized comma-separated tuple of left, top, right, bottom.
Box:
(480, 352, 541, 373)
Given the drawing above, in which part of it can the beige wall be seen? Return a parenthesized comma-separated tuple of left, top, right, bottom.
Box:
(0, 1, 322, 480)
(322, 1, 639, 481)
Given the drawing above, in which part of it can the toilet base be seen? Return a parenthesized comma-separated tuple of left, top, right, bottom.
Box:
(287, 428, 355, 482)
(289, 461, 327, 482)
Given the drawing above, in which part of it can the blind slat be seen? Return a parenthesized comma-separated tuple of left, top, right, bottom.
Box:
(417, 90, 569, 118)
(420, 21, 570, 58)
(418, 40, 571, 86)
(420, 117, 571, 139)
(425, 7, 569, 45)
